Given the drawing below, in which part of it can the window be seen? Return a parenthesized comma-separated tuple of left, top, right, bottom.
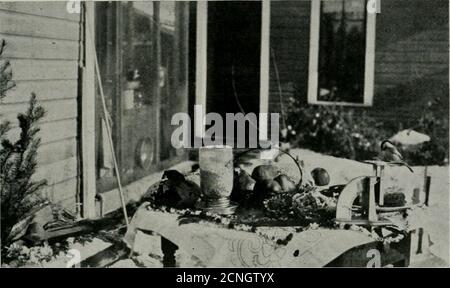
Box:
(194, 0, 272, 143)
(94, 1, 189, 192)
(308, 0, 376, 106)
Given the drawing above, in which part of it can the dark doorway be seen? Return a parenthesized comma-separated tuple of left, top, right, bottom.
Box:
(206, 1, 262, 117)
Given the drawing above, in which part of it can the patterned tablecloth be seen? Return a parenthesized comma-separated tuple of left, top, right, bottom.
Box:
(124, 203, 378, 267)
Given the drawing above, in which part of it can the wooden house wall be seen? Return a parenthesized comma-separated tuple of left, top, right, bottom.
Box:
(0, 2, 82, 212)
(269, 0, 449, 127)
(371, 0, 449, 125)
(269, 0, 311, 114)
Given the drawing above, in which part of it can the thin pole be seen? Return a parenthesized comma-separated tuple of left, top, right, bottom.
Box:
(85, 4, 129, 227)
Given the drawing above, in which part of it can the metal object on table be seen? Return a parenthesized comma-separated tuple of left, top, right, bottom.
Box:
(364, 160, 386, 205)
(335, 175, 387, 225)
(335, 160, 410, 226)
(198, 146, 235, 215)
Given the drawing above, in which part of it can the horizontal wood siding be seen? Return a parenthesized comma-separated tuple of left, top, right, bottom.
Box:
(0, 10, 80, 40)
(0, 34, 80, 60)
(0, 3, 81, 212)
(375, 6, 448, 89)
(2, 80, 78, 103)
(2, 98, 78, 126)
(372, 0, 449, 125)
(269, 0, 310, 115)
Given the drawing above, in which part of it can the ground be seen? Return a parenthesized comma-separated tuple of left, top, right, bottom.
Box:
(36, 148, 450, 268)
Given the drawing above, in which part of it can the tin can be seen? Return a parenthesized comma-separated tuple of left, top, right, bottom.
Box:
(199, 145, 234, 198)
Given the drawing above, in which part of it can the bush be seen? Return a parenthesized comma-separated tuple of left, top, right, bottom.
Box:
(401, 98, 449, 166)
(286, 97, 387, 161)
(286, 96, 448, 166)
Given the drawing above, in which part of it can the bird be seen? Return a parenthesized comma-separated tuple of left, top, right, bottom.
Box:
(379, 140, 414, 173)
(161, 170, 202, 208)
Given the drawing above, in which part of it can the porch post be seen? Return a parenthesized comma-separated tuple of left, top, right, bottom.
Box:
(259, 0, 270, 142)
(363, 7, 376, 106)
(195, 1, 207, 139)
(307, 0, 320, 105)
(82, 1, 97, 218)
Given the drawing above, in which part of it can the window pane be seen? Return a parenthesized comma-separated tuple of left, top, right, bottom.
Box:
(318, 0, 366, 103)
(119, 1, 159, 182)
(159, 1, 189, 160)
(95, 1, 189, 192)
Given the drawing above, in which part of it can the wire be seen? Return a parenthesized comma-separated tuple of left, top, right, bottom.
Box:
(270, 47, 287, 130)
(231, 63, 261, 140)
(231, 63, 247, 115)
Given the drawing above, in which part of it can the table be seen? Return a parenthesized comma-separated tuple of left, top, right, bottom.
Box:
(124, 203, 412, 267)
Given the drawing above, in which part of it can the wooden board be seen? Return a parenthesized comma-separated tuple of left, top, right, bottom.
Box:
(25, 217, 121, 244)
(376, 63, 448, 74)
(80, 243, 130, 268)
(377, 51, 448, 63)
(10, 59, 79, 81)
(1, 98, 78, 126)
(0, 10, 80, 41)
(0, 34, 80, 60)
(379, 41, 449, 53)
(1, 80, 78, 104)
(8, 118, 77, 144)
(33, 156, 78, 186)
(55, 196, 78, 213)
(0, 2, 81, 22)
(37, 137, 78, 166)
(42, 177, 79, 203)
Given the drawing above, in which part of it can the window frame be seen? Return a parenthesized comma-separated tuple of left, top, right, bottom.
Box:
(307, 0, 376, 107)
(81, 2, 191, 217)
(194, 0, 271, 140)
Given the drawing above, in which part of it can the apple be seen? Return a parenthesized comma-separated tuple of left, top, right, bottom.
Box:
(251, 165, 280, 183)
(274, 174, 297, 193)
(311, 167, 330, 186)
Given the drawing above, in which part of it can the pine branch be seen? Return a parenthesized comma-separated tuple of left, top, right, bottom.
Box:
(1, 94, 47, 244)
(1, 40, 47, 245)
(0, 38, 15, 99)
(0, 121, 11, 138)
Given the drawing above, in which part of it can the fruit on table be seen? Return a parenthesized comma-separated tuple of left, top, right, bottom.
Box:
(230, 169, 256, 203)
(253, 179, 282, 202)
(162, 170, 201, 208)
(251, 165, 280, 183)
(266, 179, 283, 194)
(311, 167, 330, 186)
(274, 174, 297, 193)
(236, 169, 256, 191)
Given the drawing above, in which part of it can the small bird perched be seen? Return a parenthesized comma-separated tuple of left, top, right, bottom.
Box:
(161, 170, 202, 208)
(379, 140, 414, 173)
